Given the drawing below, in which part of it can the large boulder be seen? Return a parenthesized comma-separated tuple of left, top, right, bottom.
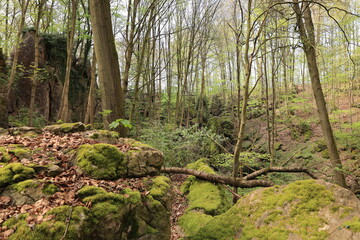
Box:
(3, 176, 172, 240)
(189, 179, 360, 240)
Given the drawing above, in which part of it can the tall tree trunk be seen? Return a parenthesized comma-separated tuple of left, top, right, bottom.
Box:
(29, 0, 47, 127)
(89, 0, 125, 135)
(84, 52, 96, 126)
(0, 49, 8, 128)
(293, 0, 347, 188)
(57, 0, 78, 122)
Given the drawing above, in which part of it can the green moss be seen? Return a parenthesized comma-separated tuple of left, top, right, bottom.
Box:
(179, 211, 213, 237)
(42, 183, 59, 195)
(75, 144, 126, 180)
(343, 217, 360, 232)
(181, 159, 230, 216)
(8, 147, 32, 159)
(77, 186, 127, 206)
(192, 180, 334, 240)
(76, 186, 107, 198)
(11, 179, 39, 192)
(98, 130, 120, 139)
(187, 181, 226, 215)
(0, 163, 35, 187)
(90, 201, 120, 220)
(0, 147, 11, 162)
(123, 188, 141, 203)
(149, 176, 171, 198)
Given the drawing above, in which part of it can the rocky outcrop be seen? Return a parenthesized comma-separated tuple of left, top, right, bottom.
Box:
(74, 139, 164, 179)
(187, 179, 360, 240)
(2, 176, 172, 240)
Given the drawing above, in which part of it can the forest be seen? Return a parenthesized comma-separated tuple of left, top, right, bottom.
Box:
(0, 0, 360, 239)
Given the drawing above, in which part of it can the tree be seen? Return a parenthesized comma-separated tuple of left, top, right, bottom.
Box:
(28, 0, 47, 127)
(57, 0, 79, 122)
(293, 0, 347, 188)
(89, 0, 125, 134)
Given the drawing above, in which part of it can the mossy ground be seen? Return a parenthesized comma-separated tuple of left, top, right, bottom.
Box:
(191, 180, 336, 240)
(75, 143, 127, 180)
(0, 163, 35, 187)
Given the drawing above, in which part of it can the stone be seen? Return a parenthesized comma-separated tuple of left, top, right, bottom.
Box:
(44, 122, 85, 134)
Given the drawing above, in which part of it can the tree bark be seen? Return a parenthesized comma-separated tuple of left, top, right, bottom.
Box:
(293, 0, 347, 188)
(89, 0, 125, 135)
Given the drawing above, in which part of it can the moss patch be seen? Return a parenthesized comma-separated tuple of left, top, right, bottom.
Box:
(179, 211, 213, 237)
(0, 163, 35, 187)
(0, 147, 11, 163)
(42, 183, 59, 195)
(192, 180, 335, 240)
(10, 179, 39, 192)
(149, 176, 171, 198)
(343, 217, 360, 232)
(75, 144, 126, 180)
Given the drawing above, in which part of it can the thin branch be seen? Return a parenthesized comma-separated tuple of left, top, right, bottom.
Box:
(244, 166, 318, 180)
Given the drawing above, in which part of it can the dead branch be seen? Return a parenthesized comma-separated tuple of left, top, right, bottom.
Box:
(161, 167, 274, 188)
(244, 167, 318, 180)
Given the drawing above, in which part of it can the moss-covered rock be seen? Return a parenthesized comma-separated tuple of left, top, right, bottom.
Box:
(44, 122, 85, 134)
(180, 159, 230, 215)
(0, 146, 11, 163)
(121, 138, 164, 177)
(2, 180, 59, 206)
(0, 163, 35, 188)
(75, 143, 127, 180)
(191, 180, 360, 240)
(83, 130, 120, 144)
(8, 126, 42, 136)
(179, 159, 231, 238)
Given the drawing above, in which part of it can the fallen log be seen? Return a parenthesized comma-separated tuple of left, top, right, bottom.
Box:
(244, 167, 317, 180)
(161, 167, 273, 188)
(161, 166, 317, 188)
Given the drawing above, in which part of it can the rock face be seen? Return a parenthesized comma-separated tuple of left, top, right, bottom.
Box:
(188, 179, 360, 240)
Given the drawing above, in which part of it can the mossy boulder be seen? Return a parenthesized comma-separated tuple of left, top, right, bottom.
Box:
(180, 159, 230, 215)
(5, 180, 172, 240)
(131, 176, 172, 239)
(179, 159, 231, 237)
(1, 180, 59, 206)
(191, 180, 360, 240)
(8, 126, 42, 136)
(120, 138, 164, 177)
(0, 163, 35, 188)
(75, 143, 127, 180)
(44, 122, 85, 134)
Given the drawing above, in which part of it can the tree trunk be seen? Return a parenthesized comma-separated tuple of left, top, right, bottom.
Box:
(293, 0, 347, 188)
(57, 0, 78, 122)
(84, 52, 96, 126)
(89, 0, 125, 135)
(29, 0, 47, 127)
